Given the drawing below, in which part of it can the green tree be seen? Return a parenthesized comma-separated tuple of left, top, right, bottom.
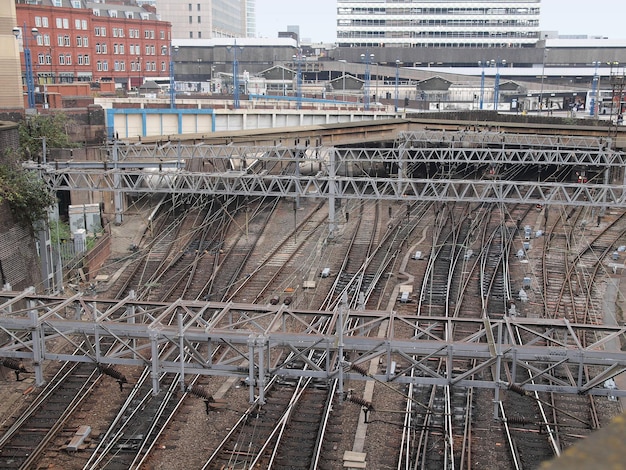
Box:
(18, 113, 79, 161)
(0, 159, 55, 228)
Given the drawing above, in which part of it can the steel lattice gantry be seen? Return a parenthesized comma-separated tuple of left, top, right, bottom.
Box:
(25, 130, 626, 229)
(1, 290, 626, 405)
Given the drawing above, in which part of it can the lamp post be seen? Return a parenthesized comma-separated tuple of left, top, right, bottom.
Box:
(590, 61, 600, 117)
(395, 59, 400, 112)
(13, 23, 40, 110)
(169, 45, 178, 109)
(539, 48, 549, 113)
(478, 60, 485, 110)
(293, 49, 303, 110)
(227, 41, 243, 109)
(493, 59, 506, 110)
(360, 51, 374, 110)
(338, 59, 346, 103)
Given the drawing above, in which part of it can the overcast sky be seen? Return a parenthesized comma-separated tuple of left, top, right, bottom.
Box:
(255, 0, 626, 43)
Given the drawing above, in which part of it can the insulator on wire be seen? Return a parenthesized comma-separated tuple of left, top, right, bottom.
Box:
(508, 383, 527, 396)
(347, 395, 374, 411)
(100, 365, 128, 384)
(507, 416, 532, 425)
(350, 363, 369, 377)
(2, 358, 27, 372)
(187, 384, 214, 402)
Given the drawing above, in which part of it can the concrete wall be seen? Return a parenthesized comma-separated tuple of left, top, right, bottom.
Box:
(104, 106, 393, 139)
(0, 2, 24, 109)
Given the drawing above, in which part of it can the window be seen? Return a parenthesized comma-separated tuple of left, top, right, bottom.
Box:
(71, 0, 81, 7)
(95, 43, 101, 53)
(161, 61, 166, 71)
(59, 54, 65, 65)
(65, 54, 71, 65)
(101, 27, 106, 37)
(113, 28, 118, 37)
(38, 53, 45, 65)
(75, 19, 81, 29)
(57, 35, 64, 46)
(36, 35, 43, 46)
(63, 18, 69, 29)
(52, 0, 62, 6)
(188, 3, 192, 10)
(189, 31, 193, 38)
(35, 17, 42, 27)
(93, 9, 100, 16)
(94, 27, 100, 36)
(102, 60, 108, 71)
(109, 10, 118, 18)
(113, 44, 119, 54)
(42, 17, 49, 27)
(114, 61, 120, 71)
(82, 20, 87, 30)
(198, 16, 201, 23)
(83, 36, 88, 47)
(96, 60, 102, 71)
(45, 54, 51, 65)
(76, 36, 82, 46)
(84, 55, 90, 65)
(120, 61, 125, 71)
(43, 34, 50, 46)
(198, 31, 202, 38)
(56, 18, 62, 28)
(145, 45, 150, 55)
(150, 45, 155, 55)
(145, 30, 151, 38)
(102, 43, 107, 53)
(119, 44, 124, 54)
(78, 55, 83, 65)
(189, 16, 193, 24)
(197, 3, 200, 10)
(64, 35, 70, 46)
(160, 30, 165, 39)
(125, 11, 133, 19)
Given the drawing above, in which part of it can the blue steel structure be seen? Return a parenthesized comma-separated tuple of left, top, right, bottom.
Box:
(478, 61, 486, 110)
(293, 50, 303, 110)
(360, 52, 374, 111)
(395, 59, 400, 112)
(228, 41, 244, 109)
(13, 23, 39, 110)
(169, 45, 178, 109)
(590, 61, 600, 117)
(493, 59, 506, 110)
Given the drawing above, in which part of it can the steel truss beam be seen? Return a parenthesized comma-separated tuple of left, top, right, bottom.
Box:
(1, 290, 626, 399)
(25, 130, 626, 207)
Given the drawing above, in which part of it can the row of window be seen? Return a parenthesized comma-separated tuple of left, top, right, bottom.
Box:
(33, 16, 166, 38)
(94, 60, 166, 72)
(339, 19, 540, 27)
(36, 52, 167, 73)
(94, 44, 163, 55)
(38, 53, 89, 66)
(338, 7, 541, 16)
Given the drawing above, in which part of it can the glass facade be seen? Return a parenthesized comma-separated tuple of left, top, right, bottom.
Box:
(337, 0, 541, 48)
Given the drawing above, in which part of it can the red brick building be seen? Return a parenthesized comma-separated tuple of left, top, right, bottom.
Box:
(15, 0, 172, 91)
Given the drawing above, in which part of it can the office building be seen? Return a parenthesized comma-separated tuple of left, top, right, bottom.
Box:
(156, 0, 250, 40)
(337, 0, 541, 48)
